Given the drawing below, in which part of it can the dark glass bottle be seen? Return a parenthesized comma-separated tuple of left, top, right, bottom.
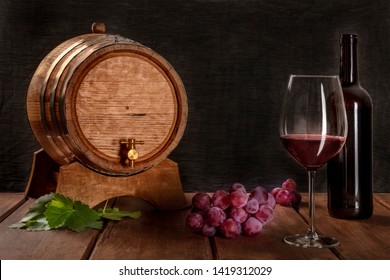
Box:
(327, 34, 373, 219)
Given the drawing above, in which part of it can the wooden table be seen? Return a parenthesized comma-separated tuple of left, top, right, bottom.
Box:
(0, 192, 389, 260)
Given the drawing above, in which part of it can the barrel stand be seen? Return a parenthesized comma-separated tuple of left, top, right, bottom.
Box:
(25, 149, 190, 210)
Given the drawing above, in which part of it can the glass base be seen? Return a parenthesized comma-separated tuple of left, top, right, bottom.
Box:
(284, 234, 340, 248)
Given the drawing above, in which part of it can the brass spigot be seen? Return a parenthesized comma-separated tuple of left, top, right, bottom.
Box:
(119, 138, 144, 167)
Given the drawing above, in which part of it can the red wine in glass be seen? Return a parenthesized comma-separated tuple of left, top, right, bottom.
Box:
(280, 134, 345, 171)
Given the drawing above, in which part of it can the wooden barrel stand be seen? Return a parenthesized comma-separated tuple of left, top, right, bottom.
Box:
(26, 149, 190, 210)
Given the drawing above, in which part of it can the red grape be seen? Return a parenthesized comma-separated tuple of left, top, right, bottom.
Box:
(220, 218, 240, 239)
(192, 192, 211, 213)
(229, 183, 246, 194)
(290, 190, 302, 206)
(242, 216, 263, 236)
(271, 187, 282, 198)
(229, 190, 248, 208)
(211, 190, 230, 210)
(254, 205, 274, 225)
(250, 186, 268, 205)
(264, 193, 276, 209)
(186, 213, 204, 233)
(275, 189, 291, 206)
(206, 206, 226, 227)
(282, 179, 297, 192)
(244, 197, 259, 214)
(202, 223, 216, 237)
(229, 207, 248, 223)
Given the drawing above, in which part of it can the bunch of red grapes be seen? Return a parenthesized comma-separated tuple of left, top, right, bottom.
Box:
(186, 179, 301, 239)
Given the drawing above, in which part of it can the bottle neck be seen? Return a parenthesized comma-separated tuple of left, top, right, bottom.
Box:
(339, 34, 359, 86)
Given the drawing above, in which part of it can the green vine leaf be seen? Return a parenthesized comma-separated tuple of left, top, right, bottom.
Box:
(10, 193, 55, 231)
(45, 194, 75, 229)
(25, 216, 51, 231)
(64, 200, 102, 232)
(98, 207, 141, 221)
(10, 192, 141, 232)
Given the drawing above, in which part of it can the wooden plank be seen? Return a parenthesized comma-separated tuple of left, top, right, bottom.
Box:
(213, 202, 338, 260)
(0, 193, 26, 222)
(90, 195, 213, 260)
(1, 193, 388, 260)
(298, 193, 390, 259)
(374, 193, 390, 210)
(0, 198, 100, 260)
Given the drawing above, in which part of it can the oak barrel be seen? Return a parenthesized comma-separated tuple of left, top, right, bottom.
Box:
(27, 23, 187, 176)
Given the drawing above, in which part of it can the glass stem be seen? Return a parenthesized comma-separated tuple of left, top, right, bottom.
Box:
(306, 170, 318, 240)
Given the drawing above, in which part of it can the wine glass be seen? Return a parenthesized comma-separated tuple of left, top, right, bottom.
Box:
(279, 75, 347, 248)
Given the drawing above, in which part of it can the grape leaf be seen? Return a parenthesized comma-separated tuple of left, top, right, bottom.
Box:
(98, 207, 141, 221)
(23, 216, 51, 231)
(45, 193, 74, 229)
(64, 201, 102, 232)
(11, 192, 141, 232)
(45, 194, 102, 232)
(10, 220, 50, 231)
(10, 193, 55, 231)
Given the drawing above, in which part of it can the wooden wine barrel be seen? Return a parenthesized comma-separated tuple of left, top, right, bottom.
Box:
(27, 23, 187, 176)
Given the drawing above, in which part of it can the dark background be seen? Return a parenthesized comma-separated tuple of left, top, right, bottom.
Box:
(1, 0, 389, 193)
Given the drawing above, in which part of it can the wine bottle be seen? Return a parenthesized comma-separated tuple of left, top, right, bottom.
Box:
(327, 34, 373, 219)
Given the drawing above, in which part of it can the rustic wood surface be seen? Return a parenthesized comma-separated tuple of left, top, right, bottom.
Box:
(213, 203, 338, 260)
(89, 194, 213, 260)
(0, 193, 26, 222)
(0, 192, 389, 260)
(0, 198, 100, 259)
(298, 194, 390, 260)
